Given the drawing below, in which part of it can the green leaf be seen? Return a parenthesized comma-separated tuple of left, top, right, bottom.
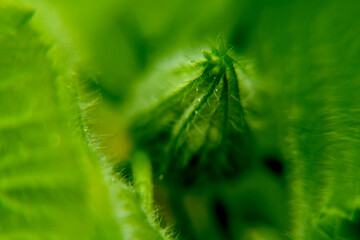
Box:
(0, 3, 122, 239)
(245, 1, 360, 239)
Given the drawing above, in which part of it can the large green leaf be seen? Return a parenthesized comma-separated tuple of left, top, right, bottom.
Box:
(0, 3, 122, 239)
(0, 1, 177, 239)
(245, 1, 360, 239)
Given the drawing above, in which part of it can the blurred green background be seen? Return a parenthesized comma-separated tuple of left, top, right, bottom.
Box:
(2, 0, 360, 239)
